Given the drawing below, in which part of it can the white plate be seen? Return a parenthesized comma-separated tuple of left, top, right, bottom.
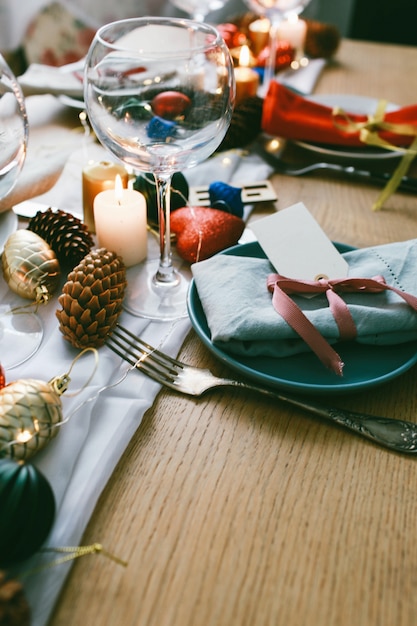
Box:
(0, 210, 18, 253)
(294, 94, 402, 160)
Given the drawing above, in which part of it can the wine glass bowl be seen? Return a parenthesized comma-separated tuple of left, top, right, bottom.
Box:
(84, 17, 235, 320)
(170, 0, 229, 22)
(0, 54, 44, 369)
(244, 0, 312, 88)
(0, 54, 28, 202)
(245, 0, 311, 18)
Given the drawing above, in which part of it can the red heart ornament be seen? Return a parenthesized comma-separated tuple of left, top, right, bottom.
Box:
(171, 207, 245, 263)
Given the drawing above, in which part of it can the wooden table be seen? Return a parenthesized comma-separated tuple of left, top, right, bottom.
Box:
(50, 39, 417, 626)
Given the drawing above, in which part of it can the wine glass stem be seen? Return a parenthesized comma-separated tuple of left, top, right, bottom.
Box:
(192, 10, 207, 21)
(154, 173, 180, 287)
(264, 18, 281, 92)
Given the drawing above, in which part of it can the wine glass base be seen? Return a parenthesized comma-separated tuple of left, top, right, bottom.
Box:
(124, 259, 190, 321)
(0, 306, 43, 369)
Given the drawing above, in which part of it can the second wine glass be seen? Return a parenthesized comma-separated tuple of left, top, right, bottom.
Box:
(84, 17, 235, 320)
(245, 0, 312, 90)
(169, 0, 229, 22)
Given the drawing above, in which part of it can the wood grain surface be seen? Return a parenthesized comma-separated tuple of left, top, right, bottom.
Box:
(49, 39, 417, 626)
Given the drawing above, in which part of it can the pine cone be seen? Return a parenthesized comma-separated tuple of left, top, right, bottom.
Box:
(305, 20, 341, 59)
(0, 571, 31, 626)
(217, 96, 264, 152)
(56, 248, 126, 349)
(28, 208, 94, 269)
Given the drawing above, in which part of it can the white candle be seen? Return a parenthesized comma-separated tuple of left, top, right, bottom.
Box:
(94, 176, 148, 267)
(277, 14, 307, 52)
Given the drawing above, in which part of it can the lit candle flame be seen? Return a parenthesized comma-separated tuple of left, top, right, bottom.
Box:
(115, 174, 124, 205)
(239, 45, 251, 68)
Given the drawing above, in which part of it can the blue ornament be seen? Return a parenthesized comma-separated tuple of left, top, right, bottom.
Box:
(253, 66, 265, 84)
(208, 181, 244, 218)
(147, 116, 177, 140)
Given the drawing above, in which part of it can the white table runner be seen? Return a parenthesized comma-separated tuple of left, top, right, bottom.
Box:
(3, 95, 274, 625)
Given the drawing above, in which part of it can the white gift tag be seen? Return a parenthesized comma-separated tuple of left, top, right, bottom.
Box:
(250, 202, 349, 280)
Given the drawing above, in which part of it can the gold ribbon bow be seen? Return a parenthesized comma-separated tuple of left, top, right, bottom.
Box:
(332, 100, 417, 210)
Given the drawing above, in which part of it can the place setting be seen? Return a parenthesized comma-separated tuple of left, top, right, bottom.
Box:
(188, 203, 417, 395)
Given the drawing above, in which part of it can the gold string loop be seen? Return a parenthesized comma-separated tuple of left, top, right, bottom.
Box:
(19, 543, 128, 579)
(49, 347, 99, 400)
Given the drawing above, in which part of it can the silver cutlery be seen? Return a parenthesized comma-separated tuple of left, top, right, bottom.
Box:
(256, 137, 417, 193)
(106, 324, 417, 454)
(270, 159, 417, 193)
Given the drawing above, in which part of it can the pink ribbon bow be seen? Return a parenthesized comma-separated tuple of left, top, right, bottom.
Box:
(267, 273, 417, 376)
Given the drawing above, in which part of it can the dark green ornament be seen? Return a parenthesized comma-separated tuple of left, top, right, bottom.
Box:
(0, 458, 55, 566)
(133, 172, 189, 225)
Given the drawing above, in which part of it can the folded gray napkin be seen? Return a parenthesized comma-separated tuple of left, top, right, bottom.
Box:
(191, 239, 417, 363)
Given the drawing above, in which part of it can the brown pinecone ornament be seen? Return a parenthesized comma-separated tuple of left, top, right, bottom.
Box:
(28, 208, 94, 269)
(217, 96, 263, 152)
(305, 20, 341, 59)
(56, 248, 126, 349)
(0, 571, 30, 626)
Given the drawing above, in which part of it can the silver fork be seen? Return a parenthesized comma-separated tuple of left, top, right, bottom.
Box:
(106, 324, 417, 454)
(270, 159, 417, 193)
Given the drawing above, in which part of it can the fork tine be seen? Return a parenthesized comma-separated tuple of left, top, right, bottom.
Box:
(106, 332, 174, 386)
(114, 324, 184, 370)
(106, 324, 183, 387)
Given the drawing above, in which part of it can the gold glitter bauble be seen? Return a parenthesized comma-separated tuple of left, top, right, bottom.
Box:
(2, 230, 60, 303)
(0, 377, 66, 461)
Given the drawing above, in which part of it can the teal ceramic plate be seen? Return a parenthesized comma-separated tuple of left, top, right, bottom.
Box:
(187, 241, 417, 395)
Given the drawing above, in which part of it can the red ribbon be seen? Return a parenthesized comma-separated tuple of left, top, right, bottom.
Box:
(267, 274, 417, 376)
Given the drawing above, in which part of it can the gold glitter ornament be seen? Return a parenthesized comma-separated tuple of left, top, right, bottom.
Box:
(2, 230, 60, 303)
(0, 375, 69, 461)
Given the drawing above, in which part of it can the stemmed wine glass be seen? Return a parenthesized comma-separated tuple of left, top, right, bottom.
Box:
(244, 0, 312, 90)
(84, 17, 235, 320)
(169, 0, 229, 22)
(0, 54, 44, 369)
